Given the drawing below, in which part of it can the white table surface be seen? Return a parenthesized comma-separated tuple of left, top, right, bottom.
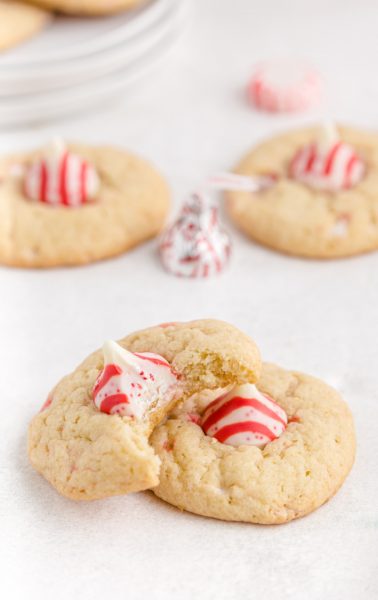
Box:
(1, 1, 377, 598)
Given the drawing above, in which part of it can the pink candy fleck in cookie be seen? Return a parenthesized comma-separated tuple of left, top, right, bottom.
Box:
(329, 214, 351, 237)
(93, 340, 178, 420)
(288, 415, 301, 424)
(162, 440, 174, 452)
(186, 413, 201, 424)
(201, 383, 287, 448)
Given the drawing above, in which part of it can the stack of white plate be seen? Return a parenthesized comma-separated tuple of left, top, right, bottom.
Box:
(0, 0, 187, 127)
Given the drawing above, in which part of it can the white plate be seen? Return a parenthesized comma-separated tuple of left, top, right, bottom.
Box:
(0, 0, 188, 127)
(0, 0, 170, 66)
(0, 0, 180, 95)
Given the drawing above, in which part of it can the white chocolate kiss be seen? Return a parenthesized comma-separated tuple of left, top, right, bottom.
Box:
(317, 121, 339, 153)
(92, 341, 178, 420)
(159, 192, 231, 278)
(290, 123, 365, 191)
(24, 138, 100, 206)
(201, 383, 288, 448)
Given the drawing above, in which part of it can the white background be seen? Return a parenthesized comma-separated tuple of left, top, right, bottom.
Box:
(1, 1, 378, 599)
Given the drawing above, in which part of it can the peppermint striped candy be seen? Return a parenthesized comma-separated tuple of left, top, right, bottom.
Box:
(93, 341, 177, 420)
(207, 172, 276, 193)
(201, 383, 287, 448)
(159, 192, 231, 278)
(289, 140, 365, 191)
(24, 140, 99, 207)
(248, 61, 322, 113)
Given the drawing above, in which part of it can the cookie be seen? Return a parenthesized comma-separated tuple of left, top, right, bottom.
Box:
(23, 0, 144, 16)
(28, 320, 261, 500)
(227, 125, 378, 258)
(0, 142, 170, 268)
(0, 1, 50, 52)
(151, 363, 356, 524)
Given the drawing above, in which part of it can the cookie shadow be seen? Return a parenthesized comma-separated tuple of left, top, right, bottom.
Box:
(13, 431, 152, 524)
(16, 433, 318, 529)
(144, 490, 282, 529)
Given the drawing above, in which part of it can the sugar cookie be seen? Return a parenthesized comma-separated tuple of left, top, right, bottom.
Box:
(151, 363, 355, 524)
(0, 142, 169, 267)
(28, 320, 261, 500)
(227, 125, 378, 258)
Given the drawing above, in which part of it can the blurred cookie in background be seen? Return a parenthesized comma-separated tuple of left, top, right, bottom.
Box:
(227, 124, 378, 259)
(22, 0, 145, 16)
(0, 139, 170, 268)
(0, 0, 51, 51)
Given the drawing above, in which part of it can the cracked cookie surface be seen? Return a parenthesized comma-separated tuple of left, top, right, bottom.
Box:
(227, 125, 378, 258)
(28, 320, 261, 500)
(150, 363, 356, 524)
(0, 144, 169, 268)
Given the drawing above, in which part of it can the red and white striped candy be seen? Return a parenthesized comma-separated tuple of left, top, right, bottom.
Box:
(159, 192, 231, 278)
(289, 139, 365, 191)
(24, 139, 99, 207)
(248, 61, 322, 113)
(207, 172, 277, 193)
(93, 340, 178, 419)
(200, 383, 287, 448)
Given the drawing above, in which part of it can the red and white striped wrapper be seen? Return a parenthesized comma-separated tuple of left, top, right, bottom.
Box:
(289, 139, 365, 191)
(159, 192, 231, 278)
(201, 383, 287, 448)
(207, 172, 277, 192)
(248, 61, 322, 113)
(23, 140, 99, 207)
(92, 340, 178, 419)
